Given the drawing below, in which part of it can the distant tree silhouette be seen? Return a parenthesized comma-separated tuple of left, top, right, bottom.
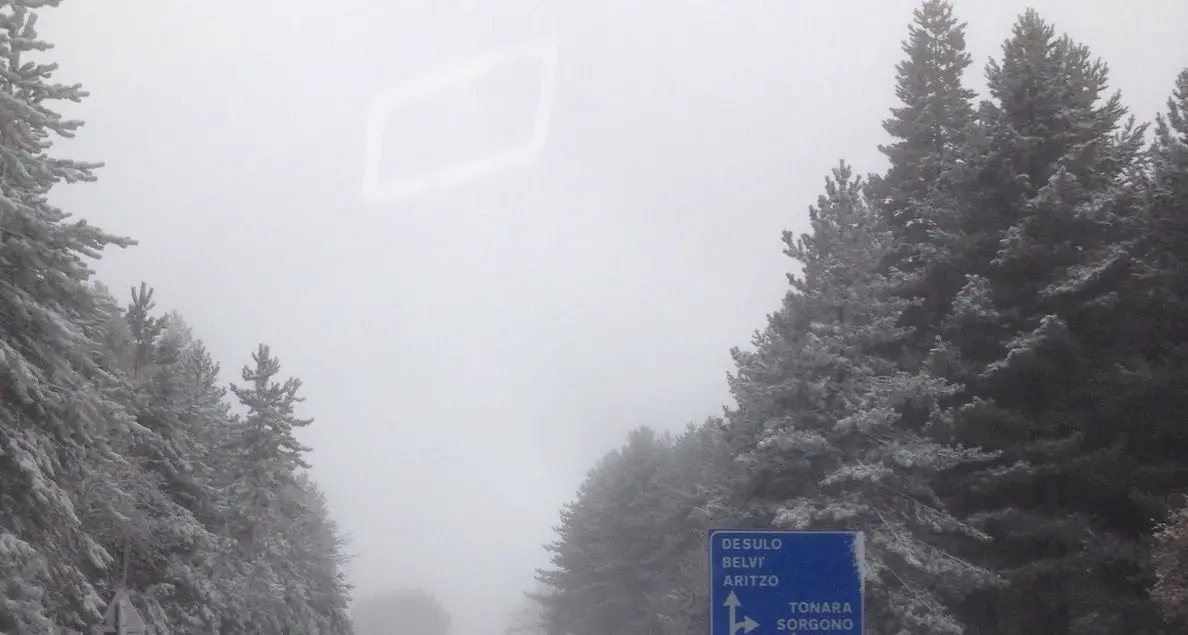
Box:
(503, 587, 546, 635)
(352, 588, 451, 635)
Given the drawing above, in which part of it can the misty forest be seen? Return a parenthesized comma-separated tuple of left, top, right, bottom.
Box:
(2, 0, 1188, 634)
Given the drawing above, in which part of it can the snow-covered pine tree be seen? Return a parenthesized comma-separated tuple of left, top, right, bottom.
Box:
(272, 473, 354, 635)
(648, 421, 732, 635)
(869, 0, 974, 233)
(218, 344, 315, 634)
(79, 287, 237, 635)
(938, 11, 1153, 635)
(0, 1, 137, 632)
(727, 162, 998, 635)
(228, 345, 312, 547)
(1147, 69, 1188, 256)
(536, 427, 675, 635)
(867, 0, 977, 350)
(534, 421, 733, 635)
(154, 322, 256, 632)
(1129, 68, 1188, 635)
(1132, 68, 1188, 401)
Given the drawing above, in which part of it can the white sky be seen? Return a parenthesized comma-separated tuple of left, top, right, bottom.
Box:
(42, 1, 1187, 634)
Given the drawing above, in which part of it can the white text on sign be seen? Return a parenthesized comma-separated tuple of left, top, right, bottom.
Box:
(719, 537, 783, 551)
(722, 575, 780, 587)
(775, 601, 857, 633)
(722, 556, 765, 568)
(719, 537, 782, 587)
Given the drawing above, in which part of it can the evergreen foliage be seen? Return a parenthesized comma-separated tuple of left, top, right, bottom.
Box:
(0, 2, 355, 631)
(536, 4, 1188, 635)
(6, 1, 1188, 633)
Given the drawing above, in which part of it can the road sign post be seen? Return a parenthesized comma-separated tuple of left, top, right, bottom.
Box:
(709, 530, 864, 635)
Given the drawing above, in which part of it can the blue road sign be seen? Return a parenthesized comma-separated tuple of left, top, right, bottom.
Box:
(709, 530, 864, 635)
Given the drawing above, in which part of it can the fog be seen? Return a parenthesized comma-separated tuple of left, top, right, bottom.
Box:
(43, 1, 1187, 634)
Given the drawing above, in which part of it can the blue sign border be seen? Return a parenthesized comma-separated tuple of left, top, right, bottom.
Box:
(708, 530, 865, 635)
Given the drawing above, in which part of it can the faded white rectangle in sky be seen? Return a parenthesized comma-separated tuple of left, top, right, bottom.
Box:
(362, 38, 558, 204)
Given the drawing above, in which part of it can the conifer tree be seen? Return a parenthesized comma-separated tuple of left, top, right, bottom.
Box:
(534, 420, 732, 635)
(274, 474, 354, 634)
(727, 163, 997, 635)
(216, 345, 319, 633)
(0, 6, 356, 627)
(1132, 69, 1188, 635)
(648, 422, 732, 635)
(870, 0, 975, 226)
(937, 11, 1152, 634)
(1136, 69, 1188, 354)
(229, 344, 313, 549)
(0, 1, 136, 631)
(868, 0, 977, 349)
(537, 427, 676, 635)
(84, 285, 238, 634)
